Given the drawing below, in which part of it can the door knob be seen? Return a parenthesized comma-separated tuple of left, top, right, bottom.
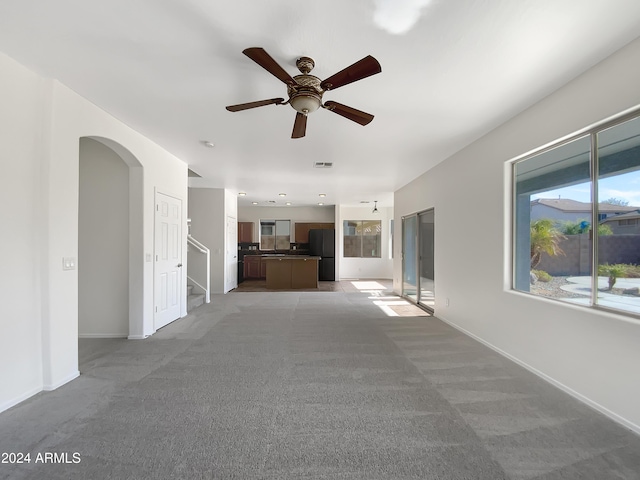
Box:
(177, 263, 183, 267)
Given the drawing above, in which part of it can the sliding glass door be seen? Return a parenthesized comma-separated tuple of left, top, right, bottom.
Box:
(418, 210, 435, 309)
(402, 209, 435, 311)
(402, 215, 418, 302)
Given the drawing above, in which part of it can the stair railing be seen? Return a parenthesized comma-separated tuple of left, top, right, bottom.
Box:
(187, 235, 210, 303)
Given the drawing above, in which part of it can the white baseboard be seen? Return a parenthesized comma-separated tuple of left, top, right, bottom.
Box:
(78, 334, 127, 339)
(43, 370, 79, 391)
(0, 385, 43, 414)
(437, 315, 640, 436)
(127, 335, 148, 340)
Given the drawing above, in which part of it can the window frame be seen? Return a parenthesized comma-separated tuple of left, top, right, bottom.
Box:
(342, 220, 382, 258)
(259, 219, 291, 251)
(619, 219, 637, 226)
(510, 106, 640, 321)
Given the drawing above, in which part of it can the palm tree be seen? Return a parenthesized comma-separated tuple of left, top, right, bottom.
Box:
(598, 264, 627, 290)
(530, 219, 566, 269)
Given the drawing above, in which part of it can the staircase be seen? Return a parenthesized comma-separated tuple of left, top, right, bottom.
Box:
(187, 284, 205, 312)
(186, 229, 210, 313)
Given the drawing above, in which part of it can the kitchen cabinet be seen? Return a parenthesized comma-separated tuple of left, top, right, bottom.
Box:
(264, 256, 319, 289)
(244, 255, 262, 279)
(294, 222, 334, 243)
(260, 258, 267, 278)
(238, 222, 254, 243)
(244, 255, 268, 279)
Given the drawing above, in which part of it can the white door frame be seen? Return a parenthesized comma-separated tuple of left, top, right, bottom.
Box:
(154, 191, 183, 330)
(226, 215, 238, 292)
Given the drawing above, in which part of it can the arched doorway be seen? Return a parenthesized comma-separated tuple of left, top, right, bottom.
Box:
(78, 137, 144, 345)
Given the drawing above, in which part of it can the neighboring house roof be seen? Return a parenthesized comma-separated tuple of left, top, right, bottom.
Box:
(601, 209, 640, 223)
(531, 198, 637, 213)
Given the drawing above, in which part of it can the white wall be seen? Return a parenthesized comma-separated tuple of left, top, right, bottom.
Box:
(394, 37, 640, 432)
(188, 188, 227, 294)
(0, 50, 188, 412)
(338, 205, 393, 279)
(0, 52, 47, 411)
(238, 205, 335, 242)
(78, 138, 129, 337)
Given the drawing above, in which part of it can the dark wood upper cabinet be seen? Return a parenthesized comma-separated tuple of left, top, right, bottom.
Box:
(294, 222, 334, 243)
(238, 222, 254, 243)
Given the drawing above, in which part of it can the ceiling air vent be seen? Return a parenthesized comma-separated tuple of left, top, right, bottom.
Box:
(313, 161, 333, 168)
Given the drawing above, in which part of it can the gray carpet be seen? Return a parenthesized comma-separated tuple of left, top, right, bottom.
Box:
(1, 284, 640, 479)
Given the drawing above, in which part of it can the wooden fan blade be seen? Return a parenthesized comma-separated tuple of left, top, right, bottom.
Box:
(225, 98, 284, 112)
(324, 101, 374, 126)
(243, 48, 297, 85)
(291, 112, 307, 139)
(320, 55, 381, 91)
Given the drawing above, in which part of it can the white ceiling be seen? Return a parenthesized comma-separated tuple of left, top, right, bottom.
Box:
(1, 0, 640, 208)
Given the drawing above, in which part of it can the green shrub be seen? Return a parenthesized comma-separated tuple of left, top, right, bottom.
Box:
(561, 220, 586, 235)
(598, 224, 613, 236)
(561, 220, 613, 236)
(532, 269, 552, 282)
(624, 264, 640, 278)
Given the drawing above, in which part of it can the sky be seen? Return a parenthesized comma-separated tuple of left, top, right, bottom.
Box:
(531, 170, 640, 207)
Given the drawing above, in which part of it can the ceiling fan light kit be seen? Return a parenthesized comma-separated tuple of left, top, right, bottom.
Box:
(226, 48, 381, 139)
(289, 92, 321, 114)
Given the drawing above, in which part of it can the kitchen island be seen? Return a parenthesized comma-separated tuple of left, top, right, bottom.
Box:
(262, 255, 320, 289)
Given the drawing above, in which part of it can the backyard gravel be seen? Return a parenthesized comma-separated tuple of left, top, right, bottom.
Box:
(530, 275, 639, 300)
(530, 276, 586, 299)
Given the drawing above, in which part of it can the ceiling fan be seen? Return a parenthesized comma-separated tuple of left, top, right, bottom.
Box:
(226, 48, 382, 139)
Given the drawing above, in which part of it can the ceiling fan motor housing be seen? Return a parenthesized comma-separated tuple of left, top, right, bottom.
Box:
(288, 74, 323, 114)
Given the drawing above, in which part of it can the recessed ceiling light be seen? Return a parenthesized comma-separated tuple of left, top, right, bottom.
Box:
(278, 193, 286, 197)
(202, 141, 215, 148)
(318, 202, 324, 206)
(319, 193, 326, 197)
(238, 192, 247, 196)
(285, 202, 292, 205)
(252, 202, 258, 205)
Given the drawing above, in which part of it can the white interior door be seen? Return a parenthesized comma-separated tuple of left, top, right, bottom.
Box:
(226, 216, 237, 292)
(155, 192, 182, 329)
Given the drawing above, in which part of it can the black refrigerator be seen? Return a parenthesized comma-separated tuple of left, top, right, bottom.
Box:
(309, 229, 335, 281)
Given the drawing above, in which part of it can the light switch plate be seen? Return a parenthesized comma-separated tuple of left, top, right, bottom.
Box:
(63, 257, 76, 270)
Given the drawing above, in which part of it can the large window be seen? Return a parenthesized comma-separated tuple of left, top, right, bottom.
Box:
(513, 110, 640, 317)
(260, 220, 290, 250)
(343, 220, 381, 258)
